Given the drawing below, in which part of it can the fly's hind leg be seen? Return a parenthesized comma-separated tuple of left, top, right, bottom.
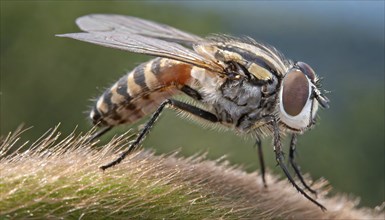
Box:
(100, 99, 218, 170)
(289, 134, 317, 195)
(87, 126, 113, 143)
(253, 135, 267, 187)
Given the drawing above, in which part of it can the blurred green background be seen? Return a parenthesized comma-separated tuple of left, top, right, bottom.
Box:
(1, 1, 384, 208)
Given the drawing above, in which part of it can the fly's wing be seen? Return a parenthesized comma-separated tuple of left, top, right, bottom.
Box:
(57, 15, 223, 73)
(57, 32, 223, 73)
(74, 14, 203, 45)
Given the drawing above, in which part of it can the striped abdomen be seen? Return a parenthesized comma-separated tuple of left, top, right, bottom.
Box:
(90, 58, 193, 126)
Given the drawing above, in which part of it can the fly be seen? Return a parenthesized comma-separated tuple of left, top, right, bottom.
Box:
(58, 14, 330, 210)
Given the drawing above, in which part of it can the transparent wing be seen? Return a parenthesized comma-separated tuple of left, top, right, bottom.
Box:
(75, 14, 203, 44)
(57, 31, 223, 72)
(57, 14, 223, 72)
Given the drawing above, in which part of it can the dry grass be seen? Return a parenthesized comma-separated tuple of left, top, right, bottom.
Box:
(0, 125, 384, 219)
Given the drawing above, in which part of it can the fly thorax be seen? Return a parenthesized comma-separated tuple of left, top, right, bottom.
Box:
(190, 66, 223, 100)
(211, 78, 278, 131)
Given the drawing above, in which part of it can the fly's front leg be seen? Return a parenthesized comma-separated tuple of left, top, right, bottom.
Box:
(100, 99, 218, 170)
(289, 134, 317, 195)
(271, 118, 326, 211)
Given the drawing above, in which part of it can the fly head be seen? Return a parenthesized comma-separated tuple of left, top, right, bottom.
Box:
(279, 61, 329, 131)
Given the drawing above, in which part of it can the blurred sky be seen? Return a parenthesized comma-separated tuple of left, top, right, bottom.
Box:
(178, 1, 384, 32)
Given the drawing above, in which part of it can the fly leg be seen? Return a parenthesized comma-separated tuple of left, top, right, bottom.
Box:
(87, 126, 113, 143)
(100, 99, 218, 170)
(253, 135, 267, 187)
(289, 134, 317, 195)
(271, 117, 326, 211)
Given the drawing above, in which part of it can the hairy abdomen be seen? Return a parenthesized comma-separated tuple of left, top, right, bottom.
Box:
(90, 58, 193, 126)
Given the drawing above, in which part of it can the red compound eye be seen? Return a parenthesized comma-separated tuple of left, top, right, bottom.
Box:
(282, 69, 310, 116)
